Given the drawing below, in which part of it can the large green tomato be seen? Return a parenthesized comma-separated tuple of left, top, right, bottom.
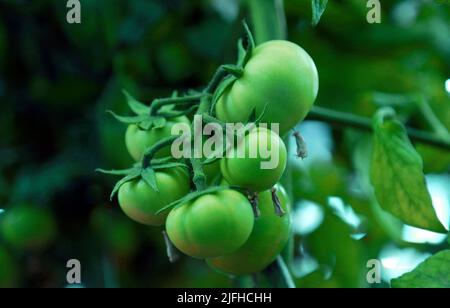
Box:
(118, 167, 190, 226)
(166, 190, 254, 258)
(215, 40, 319, 135)
(125, 116, 190, 161)
(221, 127, 287, 192)
(207, 184, 291, 275)
(0, 206, 56, 250)
(0, 247, 18, 287)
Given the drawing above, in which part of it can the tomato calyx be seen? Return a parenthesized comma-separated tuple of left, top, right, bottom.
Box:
(109, 91, 204, 131)
(156, 186, 232, 215)
(293, 130, 308, 159)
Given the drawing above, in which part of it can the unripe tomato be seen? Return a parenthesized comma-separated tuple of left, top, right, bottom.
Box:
(0, 206, 56, 250)
(215, 40, 319, 135)
(118, 167, 190, 226)
(166, 190, 254, 258)
(220, 127, 287, 192)
(125, 116, 190, 161)
(207, 184, 291, 275)
(0, 246, 18, 287)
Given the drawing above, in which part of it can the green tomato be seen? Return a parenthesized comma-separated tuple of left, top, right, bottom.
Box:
(0, 206, 56, 250)
(91, 207, 140, 258)
(0, 247, 18, 287)
(118, 167, 190, 226)
(125, 116, 190, 161)
(166, 190, 254, 258)
(221, 127, 287, 192)
(207, 184, 291, 275)
(215, 40, 319, 135)
(203, 159, 221, 185)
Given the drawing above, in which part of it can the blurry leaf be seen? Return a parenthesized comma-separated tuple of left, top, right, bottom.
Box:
(311, 0, 328, 26)
(370, 108, 446, 233)
(391, 250, 450, 288)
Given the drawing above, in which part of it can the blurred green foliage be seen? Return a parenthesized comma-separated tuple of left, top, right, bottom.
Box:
(0, 0, 448, 287)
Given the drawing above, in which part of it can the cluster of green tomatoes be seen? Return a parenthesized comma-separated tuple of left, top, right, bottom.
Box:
(102, 27, 319, 276)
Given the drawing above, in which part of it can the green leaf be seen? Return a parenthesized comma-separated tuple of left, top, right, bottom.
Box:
(110, 168, 141, 200)
(141, 168, 159, 192)
(391, 250, 450, 288)
(311, 0, 328, 26)
(370, 108, 447, 233)
(106, 110, 147, 124)
(122, 90, 149, 115)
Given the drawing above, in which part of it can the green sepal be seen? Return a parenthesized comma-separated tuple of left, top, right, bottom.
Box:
(109, 168, 141, 201)
(246, 102, 269, 125)
(237, 38, 246, 66)
(242, 20, 255, 66)
(141, 168, 159, 192)
(311, 0, 328, 26)
(95, 167, 136, 176)
(222, 64, 244, 78)
(122, 90, 149, 115)
(106, 110, 148, 125)
(152, 116, 167, 129)
(156, 186, 231, 215)
(153, 162, 189, 171)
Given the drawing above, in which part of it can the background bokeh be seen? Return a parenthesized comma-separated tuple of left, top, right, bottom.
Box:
(0, 0, 449, 288)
